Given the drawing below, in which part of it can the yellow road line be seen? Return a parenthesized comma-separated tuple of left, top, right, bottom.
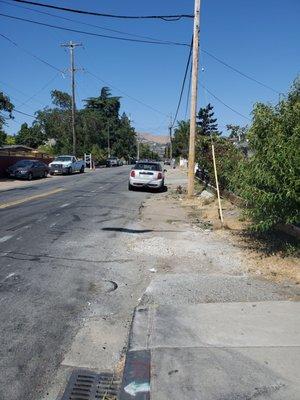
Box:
(0, 188, 65, 209)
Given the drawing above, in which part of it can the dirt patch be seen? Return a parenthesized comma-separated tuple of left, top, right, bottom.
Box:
(175, 189, 300, 284)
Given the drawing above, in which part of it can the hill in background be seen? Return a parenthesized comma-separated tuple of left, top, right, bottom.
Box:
(137, 132, 170, 158)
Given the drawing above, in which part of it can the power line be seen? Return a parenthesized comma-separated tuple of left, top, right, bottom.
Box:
(85, 70, 169, 117)
(202, 49, 281, 95)
(18, 73, 60, 107)
(2, 0, 186, 45)
(0, 79, 43, 105)
(14, 109, 36, 118)
(0, 13, 190, 47)
(0, 32, 64, 73)
(184, 57, 192, 120)
(171, 39, 193, 128)
(11, 0, 194, 21)
(201, 84, 251, 121)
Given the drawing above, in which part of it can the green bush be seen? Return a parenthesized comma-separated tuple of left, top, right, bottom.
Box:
(232, 78, 300, 231)
(196, 135, 244, 191)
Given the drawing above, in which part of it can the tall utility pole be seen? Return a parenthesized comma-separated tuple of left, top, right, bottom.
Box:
(137, 134, 140, 160)
(61, 41, 82, 156)
(168, 114, 173, 161)
(107, 124, 110, 157)
(187, 0, 201, 198)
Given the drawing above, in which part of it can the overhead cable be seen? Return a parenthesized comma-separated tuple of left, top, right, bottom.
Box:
(0, 13, 190, 46)
(202, 49, 281, 95)
(85, 70, 169, 117)
(2, 0, 186, 44)
(18, 73, 60, 107)
(11, 0, 194, 21)
(184, 57, 192, 120)
(171, 39, 193, 128)
(14, 109, 36, 117)
(0, 32, 64, 73)
(201, 84, 251, 121)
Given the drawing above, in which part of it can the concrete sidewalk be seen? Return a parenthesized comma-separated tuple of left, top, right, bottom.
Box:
(120, 300, 300, 399)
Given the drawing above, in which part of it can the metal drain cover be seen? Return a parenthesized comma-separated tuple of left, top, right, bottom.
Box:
(61, 369, 120, 400)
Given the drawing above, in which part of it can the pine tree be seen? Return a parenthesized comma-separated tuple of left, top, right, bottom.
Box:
(197, 103, 218, 136)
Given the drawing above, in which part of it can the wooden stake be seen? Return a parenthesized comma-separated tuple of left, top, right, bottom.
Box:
(211, 143, 224, 225)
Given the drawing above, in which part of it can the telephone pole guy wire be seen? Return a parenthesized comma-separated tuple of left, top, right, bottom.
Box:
(187, 0, 200, 198)
(61, 41, 82, 156)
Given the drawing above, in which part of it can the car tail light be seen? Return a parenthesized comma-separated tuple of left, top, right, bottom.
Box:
(157, 172, 162, 179)
(130, 170, 135, 177)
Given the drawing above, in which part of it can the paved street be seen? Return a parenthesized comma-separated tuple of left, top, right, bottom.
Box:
(0, 167, 150, 400)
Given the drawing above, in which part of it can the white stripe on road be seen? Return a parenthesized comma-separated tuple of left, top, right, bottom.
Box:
(0, 235, 13, 243)
(60, 203, 70, 208)
(2, 272, 15, 282)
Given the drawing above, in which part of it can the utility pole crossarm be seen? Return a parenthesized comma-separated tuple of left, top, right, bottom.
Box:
(61, 41, 83, 156)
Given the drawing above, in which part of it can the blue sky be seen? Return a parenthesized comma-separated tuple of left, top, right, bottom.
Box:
(1, 0, 299, 136)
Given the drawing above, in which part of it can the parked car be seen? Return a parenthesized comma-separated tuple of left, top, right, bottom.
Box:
(6, 159, 49, 180)
(106, 157, 119, 167)
(128, 161, 165, 191)
(49, 155, 85, 175)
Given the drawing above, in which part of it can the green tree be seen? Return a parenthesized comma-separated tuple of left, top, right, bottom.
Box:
(139, 143, 160, 161)
(51, 90, 72, 110)
(0, 92, 14, 146)
(5, 135, 16, 145)
(197, 103, 218, 136)
(15, 122, 46, 148)
(112, 113, 136, 160)
(196, 135, 244, 190)
(226, 124, 248, 141)
(172, 120, 190, 158)
(233, 77, 300, 230)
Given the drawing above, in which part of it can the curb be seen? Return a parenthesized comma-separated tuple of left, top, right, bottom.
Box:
(118, 307, 151, 399)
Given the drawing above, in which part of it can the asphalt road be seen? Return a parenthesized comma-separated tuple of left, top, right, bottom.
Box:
(0, 167, 149, 400)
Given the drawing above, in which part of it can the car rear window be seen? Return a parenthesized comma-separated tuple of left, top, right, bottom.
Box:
(134, 163, 161, 171)
(14, 160, 34, 167)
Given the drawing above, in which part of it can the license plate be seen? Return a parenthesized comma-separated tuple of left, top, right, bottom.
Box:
(140, 172, 153, 175)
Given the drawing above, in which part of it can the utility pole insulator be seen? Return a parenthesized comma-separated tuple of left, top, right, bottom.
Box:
(61, 41, 83, 156)
(187, 0, 201, 198)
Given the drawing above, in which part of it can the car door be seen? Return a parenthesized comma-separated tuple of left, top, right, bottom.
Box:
(31, 162, 39, 177)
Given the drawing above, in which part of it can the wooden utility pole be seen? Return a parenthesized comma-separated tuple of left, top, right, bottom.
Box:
(187, 0, 201, 198)
(137, 134, 140, 160)
(61, 41, 82, 156)
(169, 114, 173, 161)
(107, 124, 110, 157)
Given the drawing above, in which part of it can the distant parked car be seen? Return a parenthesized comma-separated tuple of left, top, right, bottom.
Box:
(106, 157, 119, 167)
(6, 159, 49, 180)
(128, 161, 165, 191)
(49, 155, 85, 175)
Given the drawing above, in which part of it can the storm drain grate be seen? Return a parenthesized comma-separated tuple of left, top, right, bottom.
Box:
(61, 370, 120, 400)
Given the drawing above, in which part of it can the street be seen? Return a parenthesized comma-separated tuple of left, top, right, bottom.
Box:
(0, 166, 150, 400)
(0, 167, 299, 400)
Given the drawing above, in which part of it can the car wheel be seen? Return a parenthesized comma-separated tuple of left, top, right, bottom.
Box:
(44, 170, 48, 178)
(80, 166, 84, 173)
(68, 167, 73, 175)
(159, 180, 165, 192)
(128, 183, 133, 191)
(50, 171, 54, 176)
(28, 172, 33, 181)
